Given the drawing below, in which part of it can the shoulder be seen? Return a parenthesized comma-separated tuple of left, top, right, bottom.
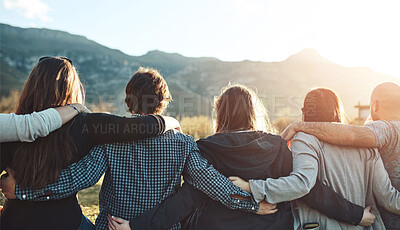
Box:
(365, 120, 392, 132)
(263, 131, 285, 140)
(267, 132, 289, 145)
(256, 131, 290, 150)
(153, 130, 197, 146)
(169, 131, 197, 143)
(291, 132, 322, 153)
(293, 132, 320, 144)
(364, 120, 396, 146)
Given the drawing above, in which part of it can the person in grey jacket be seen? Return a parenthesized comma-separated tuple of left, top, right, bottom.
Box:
(0, 104, 89, 142)
(280, 82, 400, 230)
(231, 88, 400, 230)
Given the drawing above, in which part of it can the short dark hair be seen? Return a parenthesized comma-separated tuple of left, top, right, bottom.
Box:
(125, 67, 171, 115)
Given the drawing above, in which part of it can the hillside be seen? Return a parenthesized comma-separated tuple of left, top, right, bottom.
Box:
(1, 23, 399, 119)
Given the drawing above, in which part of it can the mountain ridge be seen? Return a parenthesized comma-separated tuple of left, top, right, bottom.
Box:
(1, 23, 399, 119)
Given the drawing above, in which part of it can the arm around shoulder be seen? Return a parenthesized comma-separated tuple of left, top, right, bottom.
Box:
(80, 113, 165, 145)
(0, 108, 62, 142)
(183, 143, 258, 213)
(288, 122, 376, 148)
(249, 133, 319, 204)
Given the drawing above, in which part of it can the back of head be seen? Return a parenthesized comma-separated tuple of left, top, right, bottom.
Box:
(214, 83, 275, 133)
(303, 88, 378, 160)
(302, 88, 347, 123)
(16, 57, 83, 114)
(125, 67, 171, 115)
(12, 57, 84, 189)
(370, 82, 400, 121)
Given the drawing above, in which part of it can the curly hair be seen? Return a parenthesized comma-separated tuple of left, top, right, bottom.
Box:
(125, 67, 171, 115)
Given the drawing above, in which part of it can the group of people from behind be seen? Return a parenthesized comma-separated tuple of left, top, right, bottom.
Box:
(0, 56, 400, 230)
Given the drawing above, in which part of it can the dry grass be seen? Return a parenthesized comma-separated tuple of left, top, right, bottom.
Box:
(80, 205, 99, 224)
(78, 185, 101, 223)
(179, 116, 214, 139)
(77, 177, 103, 223)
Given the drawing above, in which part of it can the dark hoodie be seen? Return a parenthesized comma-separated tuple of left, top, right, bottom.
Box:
(131, 131, 364, 230)
(184, 131, 294, 230)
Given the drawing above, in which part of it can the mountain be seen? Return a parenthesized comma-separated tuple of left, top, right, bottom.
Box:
(1, 23, 399, 119)
(285, 48, 331, 64)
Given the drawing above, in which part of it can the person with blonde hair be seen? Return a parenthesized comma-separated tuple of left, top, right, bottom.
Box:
(109, 85, 370, 230)
(9, 71, 262, 230)
(0, 58, 175, 230)
(232, 88, 400, 229)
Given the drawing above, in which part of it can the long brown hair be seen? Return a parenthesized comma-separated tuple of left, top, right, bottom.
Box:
(214, 83, 275, 133)
(11, 57, 84, 189)
(302, 88, 347, 123)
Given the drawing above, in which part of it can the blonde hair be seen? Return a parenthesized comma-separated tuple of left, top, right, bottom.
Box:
(213, 83, 276, 133)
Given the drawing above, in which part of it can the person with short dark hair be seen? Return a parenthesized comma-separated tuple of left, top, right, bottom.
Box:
(125, 67, 172, 115)
(110, 85, 376, 230)
(0, 58, 173, 230)
(11, 68, 262, 230)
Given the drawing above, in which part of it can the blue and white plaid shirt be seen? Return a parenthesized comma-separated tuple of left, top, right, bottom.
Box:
(16, 130, 258, 229)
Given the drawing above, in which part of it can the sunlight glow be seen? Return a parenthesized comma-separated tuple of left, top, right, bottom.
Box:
(0, 0, 399, 77)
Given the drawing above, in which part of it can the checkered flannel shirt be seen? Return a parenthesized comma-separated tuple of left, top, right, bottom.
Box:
(16, 130, 259, 229)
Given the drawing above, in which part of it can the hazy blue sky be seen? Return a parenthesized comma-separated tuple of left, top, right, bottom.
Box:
(1, 0, 400, 77)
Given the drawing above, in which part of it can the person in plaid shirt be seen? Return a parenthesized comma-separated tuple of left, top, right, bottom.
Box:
(12, 67, 266, 229)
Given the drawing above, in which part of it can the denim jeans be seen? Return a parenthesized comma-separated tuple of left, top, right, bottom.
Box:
(78, 215, 95, 230)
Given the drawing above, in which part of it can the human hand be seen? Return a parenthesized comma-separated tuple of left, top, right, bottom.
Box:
(162, 116, 182, 133)
(108, 215, 131, 230)
(55, 103, 91, 125)
(229, 176, 250, 193)
(359, 206, 375, 227)
(72, 103, 92, 113)
(0, 168, 16, 199)
(257, 200, 278, 215)
(281, 122, 300, 141)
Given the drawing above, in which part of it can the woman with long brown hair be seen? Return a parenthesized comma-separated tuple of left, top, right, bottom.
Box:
(0, 57, 174, 230)
(109, 85, 368, 230)
(233, 88, 400, 229)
